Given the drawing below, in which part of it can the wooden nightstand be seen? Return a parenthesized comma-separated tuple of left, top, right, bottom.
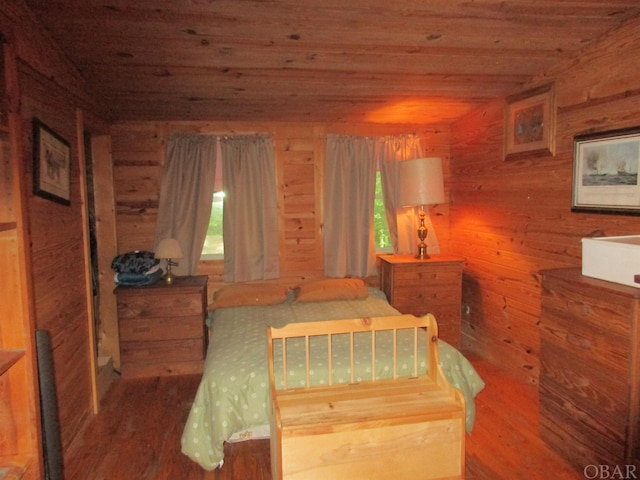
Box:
(115, 275, 208, 378)
(378, 254, 464, 347)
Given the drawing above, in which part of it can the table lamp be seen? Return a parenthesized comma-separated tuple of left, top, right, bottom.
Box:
(155, 238, 183, 284)
(399, 157, 445, 259)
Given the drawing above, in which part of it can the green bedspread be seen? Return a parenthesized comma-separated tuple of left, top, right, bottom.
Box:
(181, 288, 485, 470)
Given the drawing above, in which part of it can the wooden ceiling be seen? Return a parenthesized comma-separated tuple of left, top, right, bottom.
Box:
(24, 0, 640, 125)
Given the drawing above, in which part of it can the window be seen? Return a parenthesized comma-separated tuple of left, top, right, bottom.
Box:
(203, 152, 389, 259)
(374, 171, 392, 252)
(202, 140, 224, 260)
(201, 191, 224, 259)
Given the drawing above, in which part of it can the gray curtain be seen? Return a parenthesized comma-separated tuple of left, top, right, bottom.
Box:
(324, 134, 439, 278)
(378, 134, 440, 256)
(324, 135, 378, 277)
(154, 134, 217, 276)
(220, 135, 279, 282)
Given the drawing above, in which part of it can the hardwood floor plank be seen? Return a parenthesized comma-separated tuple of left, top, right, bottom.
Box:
(465, 354, 583, 480)
(66, 356, 584, 479)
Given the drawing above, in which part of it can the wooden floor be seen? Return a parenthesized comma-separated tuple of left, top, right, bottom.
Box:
(65, 354, 584, 479)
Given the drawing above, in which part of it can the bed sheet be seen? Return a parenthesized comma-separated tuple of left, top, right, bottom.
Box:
(181, 288, 484, 470)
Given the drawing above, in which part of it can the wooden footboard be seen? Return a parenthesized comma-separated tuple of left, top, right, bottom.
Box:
(268, 314, 465, 480)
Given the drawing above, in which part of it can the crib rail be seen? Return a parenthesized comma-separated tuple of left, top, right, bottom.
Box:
(267, 313, 439, 391)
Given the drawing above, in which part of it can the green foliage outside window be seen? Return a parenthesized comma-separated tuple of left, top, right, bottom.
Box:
(374, 172, 391, 250)
(202, 192, 224, 256)
(203, 174, 391, 257)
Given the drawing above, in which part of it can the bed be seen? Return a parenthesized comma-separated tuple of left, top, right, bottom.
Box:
(180, 280, 485, 471)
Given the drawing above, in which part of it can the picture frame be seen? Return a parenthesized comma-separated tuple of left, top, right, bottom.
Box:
(33, 118, 71, 205)
(572, 126, 640, 215)
(504, 83, 556, 160)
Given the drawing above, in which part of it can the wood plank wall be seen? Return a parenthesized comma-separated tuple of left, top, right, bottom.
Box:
(450, 15, 640, 386)
(6, 0, 640, 467)
(109, 121, 451, 371)
(2, 1, 110, 465)
(18, 65, 103, 465)
(111, 121, 452, 298)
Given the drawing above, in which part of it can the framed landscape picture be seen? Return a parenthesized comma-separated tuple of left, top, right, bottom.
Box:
(504, 83, 556, 160)
(572, 126, 640, 214)
(33, 118, 71, 205)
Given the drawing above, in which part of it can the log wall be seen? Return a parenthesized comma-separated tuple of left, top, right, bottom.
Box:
(109, 119, 452, 373)
(111, 122, 453, 295)
(450, 15, 640, 385)
(2, 0, 111, 463)
(6, 5, 640, 467)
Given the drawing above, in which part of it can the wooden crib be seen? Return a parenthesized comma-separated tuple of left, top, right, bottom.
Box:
(267, 313, 466, 480)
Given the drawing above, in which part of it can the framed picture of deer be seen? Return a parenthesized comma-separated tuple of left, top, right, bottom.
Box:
(33, 118, 71, 205)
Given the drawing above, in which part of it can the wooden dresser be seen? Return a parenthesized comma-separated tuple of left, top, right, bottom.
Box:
(540, 268, 640, 471)
(115, 275, 208, 378)
(378, 254, 465, 347)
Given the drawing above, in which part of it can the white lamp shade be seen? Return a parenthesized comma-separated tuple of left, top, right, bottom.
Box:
(155, 238, 183, 259)
(399, 157, 445, 207)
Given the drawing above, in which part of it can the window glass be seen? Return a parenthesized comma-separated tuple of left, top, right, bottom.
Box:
(202, 139, 224, 260)
(201, 190, 224, 259)
(374, 171, 392, 252)
(203, 167, 390, 258)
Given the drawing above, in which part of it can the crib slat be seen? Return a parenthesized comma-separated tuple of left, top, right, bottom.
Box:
(369, 330, 374, 382)
(413, 327, 418, 377)
(282, 339, 288, 390)
(350, 332, 355, 384)
(393, 329, 398, 379)
(328, 334, 333, 386)
(305, 336, 310, 388)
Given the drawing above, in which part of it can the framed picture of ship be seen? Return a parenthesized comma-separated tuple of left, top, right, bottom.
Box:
(504, 83, 556, 160)
(572, 126, 640, 214)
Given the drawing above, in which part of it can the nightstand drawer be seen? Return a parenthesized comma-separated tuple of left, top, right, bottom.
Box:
(117, 293, 203, 319)
(437, 323, 461, 346)
(121, 337, 204, 364)
(392, 285, 460, 307)
(395, 304, 460, 326)
(119, 315, 204, 342)
(392, 267, 461, 286)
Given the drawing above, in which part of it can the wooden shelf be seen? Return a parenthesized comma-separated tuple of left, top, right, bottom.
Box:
(0, 36, 42, 480)
(0, 455, 33, 480)
(0, 466, 25, 480)
(0, 349, 24, 376)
